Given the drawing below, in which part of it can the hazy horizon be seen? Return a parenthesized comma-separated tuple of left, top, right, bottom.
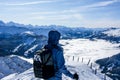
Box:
(0, 0, 120, 28)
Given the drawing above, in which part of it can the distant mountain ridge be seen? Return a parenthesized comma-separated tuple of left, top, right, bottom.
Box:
(0, 20, 120, 58)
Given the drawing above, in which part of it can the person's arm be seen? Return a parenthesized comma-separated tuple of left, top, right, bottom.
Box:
(55, 50, 74, 79)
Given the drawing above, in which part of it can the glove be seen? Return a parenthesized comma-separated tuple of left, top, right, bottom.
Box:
(73, 73, 79, 80)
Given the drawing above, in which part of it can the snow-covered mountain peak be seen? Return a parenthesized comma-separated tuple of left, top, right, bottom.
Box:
(6, 21, 25, 27)
(21, 31, 35, 36)
(0, 20, 5, 26)
(103, 28, 120, 37)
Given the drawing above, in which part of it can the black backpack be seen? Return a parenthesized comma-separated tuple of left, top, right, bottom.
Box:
(33, 48, 55, 79)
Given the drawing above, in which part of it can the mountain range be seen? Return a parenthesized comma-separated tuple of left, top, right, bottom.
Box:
(0, 20, 119, 57)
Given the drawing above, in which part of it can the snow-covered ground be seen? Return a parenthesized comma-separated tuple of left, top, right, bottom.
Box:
(1, 61, 104, 80)
(1, 39, 120, 80)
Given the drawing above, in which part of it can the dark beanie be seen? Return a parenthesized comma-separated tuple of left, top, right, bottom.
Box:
(48, 30, 61, 45)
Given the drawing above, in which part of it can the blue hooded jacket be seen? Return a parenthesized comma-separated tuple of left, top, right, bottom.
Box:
(46, 30, 74, 80)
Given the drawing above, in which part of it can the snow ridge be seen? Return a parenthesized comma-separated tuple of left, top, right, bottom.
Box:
(0, 55, 32, 79)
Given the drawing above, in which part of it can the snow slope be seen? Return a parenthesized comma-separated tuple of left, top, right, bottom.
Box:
(1, 62, 102, 80)
(0, 55, 32, 79)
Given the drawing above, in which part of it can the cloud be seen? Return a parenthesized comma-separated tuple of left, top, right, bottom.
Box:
(63, 0, 119, 13)
(30, 10, 75, 15)
(30, 11, 60, 15)
(83, 0, 118, 8)
(30, 13, 83, 20)
(30, 0, 119, 16)
(3, 0, 55, 6)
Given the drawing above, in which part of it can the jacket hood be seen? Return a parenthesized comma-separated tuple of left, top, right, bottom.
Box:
(48, 30, 61, 45)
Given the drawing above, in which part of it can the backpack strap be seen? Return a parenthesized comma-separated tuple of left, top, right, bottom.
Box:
(44, 50, 52, 65)
(41, 49, 52, 65)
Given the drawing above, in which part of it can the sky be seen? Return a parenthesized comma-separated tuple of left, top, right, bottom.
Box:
(0, 0, 120, 28)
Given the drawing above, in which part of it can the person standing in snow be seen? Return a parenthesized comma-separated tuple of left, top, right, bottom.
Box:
(46, 30, 79, 80)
